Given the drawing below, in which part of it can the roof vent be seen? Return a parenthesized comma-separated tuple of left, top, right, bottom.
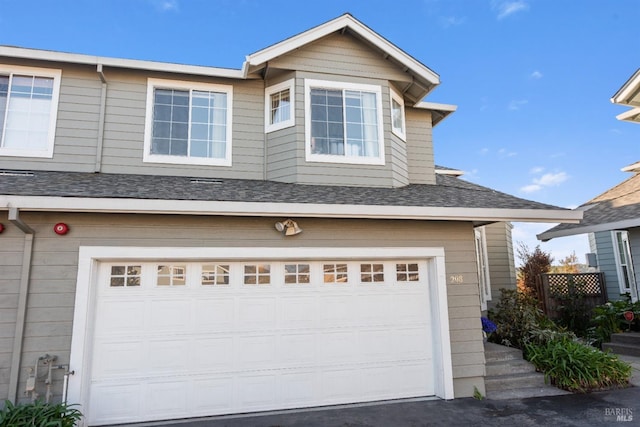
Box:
(0, 170, 35, 177)
(190, 178, 222, 184)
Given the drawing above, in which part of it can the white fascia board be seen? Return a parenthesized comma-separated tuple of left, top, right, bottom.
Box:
(616, 107, 640, 123)
(611, 69, 640, 105)
(0, 46, 244, 79)
(622, 161, 640, 173)
(537, 217, 640, 242)
(414, 101, 457, 112)
(0, 195, 582, 223)
(245, 15, 439, 86)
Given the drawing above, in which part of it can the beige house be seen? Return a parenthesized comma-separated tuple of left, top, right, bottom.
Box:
(0, 14, 580, 426)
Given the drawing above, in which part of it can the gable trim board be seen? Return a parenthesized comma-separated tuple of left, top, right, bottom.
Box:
(539, 217, 640, 241)
(1, 195, 582, 223)
(68, 246, 453, 424)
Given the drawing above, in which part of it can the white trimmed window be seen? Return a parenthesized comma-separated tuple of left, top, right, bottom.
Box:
(144, 78, 233, 166)
(475, 227, 491, 311)
(390, 87, 406, 140)
(265, 79, 294, 133)
(305, 79, 384, 165)
(613, 230, 637, 300)
(0, 65, 61, 158)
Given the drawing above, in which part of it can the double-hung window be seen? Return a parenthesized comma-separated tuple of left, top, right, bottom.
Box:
(305, 79, 384, 165)
(265, 79, 294, 133)
(0, 65, 61, 158)
(144, 78, 233, 166)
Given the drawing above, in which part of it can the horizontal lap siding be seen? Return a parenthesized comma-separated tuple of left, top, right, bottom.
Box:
(593, 231, 621, 298)
(484, 223, 516, 309)
(405, 108, 435, 185)
(5, 212, 483, 402)
(0, 63, 101, 172)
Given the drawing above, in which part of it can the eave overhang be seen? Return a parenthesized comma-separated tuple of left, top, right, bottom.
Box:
(538, 216, 640, 242)
(415, 101, 457, 126)
(1, 195, 583, 224)
(612, 68, 640, 107)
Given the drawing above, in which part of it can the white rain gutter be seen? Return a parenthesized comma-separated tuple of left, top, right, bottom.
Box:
(95, 64, 107, 172)
(7, 207, 35, 404)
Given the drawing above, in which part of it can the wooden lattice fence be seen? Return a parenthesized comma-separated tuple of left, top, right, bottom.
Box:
(535, 272, 608, 319)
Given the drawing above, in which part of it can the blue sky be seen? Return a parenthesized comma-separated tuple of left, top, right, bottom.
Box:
(1, 0, 638, 263)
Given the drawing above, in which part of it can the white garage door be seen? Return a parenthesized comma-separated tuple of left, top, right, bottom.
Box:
(87, 259, 434, 425)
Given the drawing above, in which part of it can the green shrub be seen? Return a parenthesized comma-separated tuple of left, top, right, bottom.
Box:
(0, 400, 82, 427)
(525, 337, 632, 393)
(590, 296, 640, 346)
(488, 288, 566, 349)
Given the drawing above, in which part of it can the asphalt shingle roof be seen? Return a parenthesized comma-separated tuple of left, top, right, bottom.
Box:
(541, 172, 640, 236)
(0, 170, 565, 211)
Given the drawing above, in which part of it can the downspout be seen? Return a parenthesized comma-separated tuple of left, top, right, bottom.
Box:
(7, 207, 35, 404)
(263, 62, 269, 181)
(95, 63, 107, 173)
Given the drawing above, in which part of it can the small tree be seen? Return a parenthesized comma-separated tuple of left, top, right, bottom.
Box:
(517, 242, 553, 297)
(551, 251, 580, 274)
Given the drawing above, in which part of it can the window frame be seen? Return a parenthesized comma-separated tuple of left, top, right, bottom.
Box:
(143, 78, 233, 167)
(265, 78, 295, 133)
(474, 227, 492, 311)
(389, 87, 406, 141)
(304, 79, 385, 165)
(612, 230, 638, 300)
(0, 64, 62, 158)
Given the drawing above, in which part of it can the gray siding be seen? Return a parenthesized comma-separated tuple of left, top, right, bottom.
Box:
(0, 60, 102, 172)
(484, 222, 516, 311)
(593, 230, 622, 299)
(2, 213, 484, 402)
(405, 107, 436, 185)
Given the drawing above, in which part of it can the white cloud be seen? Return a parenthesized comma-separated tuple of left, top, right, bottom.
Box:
(508, 99, 528, 110)
(498, 148, 517, 157)
(440, 16, 466, 28)
(150, 0, 179, 12)
(480, 148, 489, 155)
(530, 70, 543, 79)
(535, 172, 568, 186)
(530, 166, 544, 174)
(520, 184, 542, 193)
(519, 171, 569, 193)
(493, 0, 530, 20)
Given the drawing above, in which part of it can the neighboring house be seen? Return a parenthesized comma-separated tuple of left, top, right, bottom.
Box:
(539, 161, 640, 302)
(611, 68, 640, 124)
(0, 14, 580, 425)
(539, 70, 640, 302)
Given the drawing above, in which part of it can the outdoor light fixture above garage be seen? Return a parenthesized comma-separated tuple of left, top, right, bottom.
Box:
(275, 219, 302, 236)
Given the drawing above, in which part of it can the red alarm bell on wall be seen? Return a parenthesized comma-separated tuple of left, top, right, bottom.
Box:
(53, 223, 69, 235)
(0, 223, 4, 233)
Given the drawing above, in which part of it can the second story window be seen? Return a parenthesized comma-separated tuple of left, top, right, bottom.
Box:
(265, 79, 295, 133)
(390, 87, 406, 141)
(144, 78, 233, 166)
(305, 79, 384, 165)
(0, 65, 61, 158)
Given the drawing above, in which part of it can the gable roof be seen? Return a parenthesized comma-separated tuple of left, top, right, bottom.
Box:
(611, 68, 640, 123)
(538, 165, 640, 241)
(0, 170, 581, 225)
(245, 13, 442, 105)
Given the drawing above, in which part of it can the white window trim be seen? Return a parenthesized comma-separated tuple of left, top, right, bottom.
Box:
(389, 87, 406, 141)
(304, 79, 385, 166)
(0, 64, 61, 158)
(475, 227, 491, 311)
(612, 230, 638, 300)
(265, 78, 295, 133)
(143, 78, 233, 167)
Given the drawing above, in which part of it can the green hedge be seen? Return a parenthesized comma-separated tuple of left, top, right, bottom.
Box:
(0, 400, 82, 427)
(525, 338, 632, 392)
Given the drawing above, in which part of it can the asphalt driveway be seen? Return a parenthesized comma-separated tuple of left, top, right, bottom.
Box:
(113, 386, 639, 427)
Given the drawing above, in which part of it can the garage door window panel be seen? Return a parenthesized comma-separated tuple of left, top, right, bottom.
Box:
(360, 263, 384, 283)
(323, 263, 348, 284)
(202, 264, 230, 286)
(157, 265, 187, 286)
(284, 263, 310, 285)
(109, 265, 142, 287)
(244, 264, 271, 285)
(396, 263, 420, 282)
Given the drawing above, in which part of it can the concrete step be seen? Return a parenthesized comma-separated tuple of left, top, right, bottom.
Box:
(610, 332, 640, 346)
(484, 342, 523, 362)
(485, 372, 547, 392)
(486, 386, 571, 400)
(486, 358, 537, 377)
(603, 342, 640, 357)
